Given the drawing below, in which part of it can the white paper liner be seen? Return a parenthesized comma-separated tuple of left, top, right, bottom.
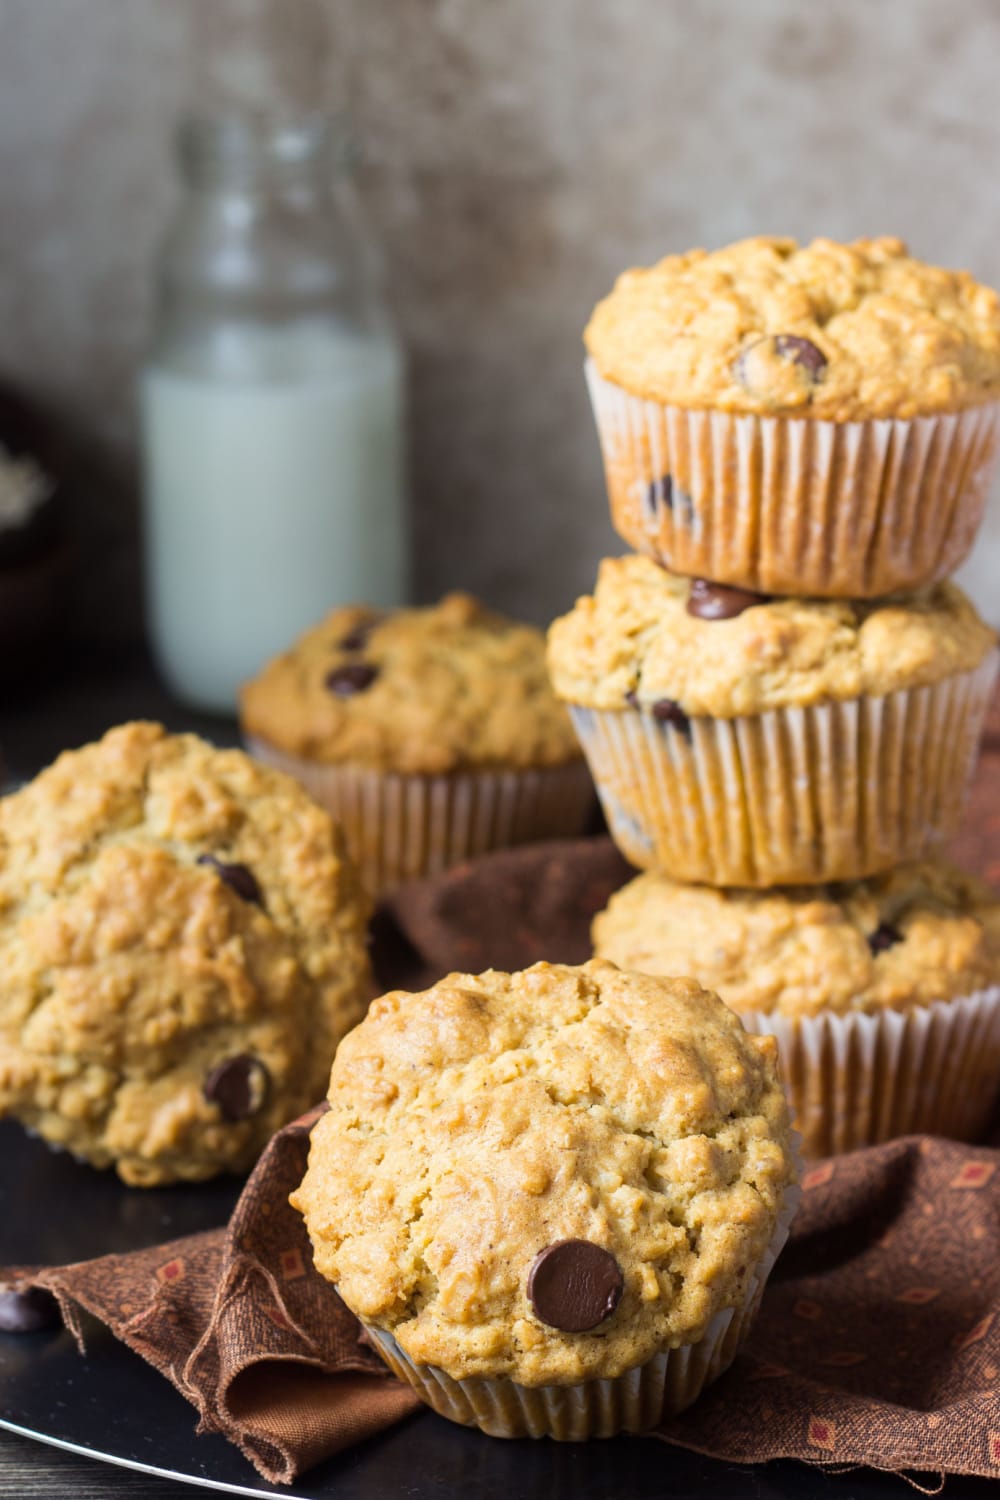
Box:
(568, 651, 998, 886)
(245, 737, 595, 897)
(742, 986, 1000, 1159)
(359, 1169, 801, 1440)
(585, 359, 1000, 598)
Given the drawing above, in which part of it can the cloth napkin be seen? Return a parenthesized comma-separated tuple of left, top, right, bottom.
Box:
(4, 830, 1000, 1485)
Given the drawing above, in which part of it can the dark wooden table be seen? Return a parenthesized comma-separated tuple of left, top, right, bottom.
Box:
(0, 1430, 217, 1497)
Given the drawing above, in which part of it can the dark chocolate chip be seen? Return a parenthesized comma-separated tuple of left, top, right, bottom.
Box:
(734, 334, 828, 393)
(652, 698, 692, 738)
(773, 334, 828, 378)
(687, 578, 768, 621)
(527, 1240, 624, 1332)
(0, 1284, 61, 1333)
(868, 922, 903, 955)
(197, 855, 262, 906)
(326, 663, 378, 696)
(624, 689, 639, 708)
(645, 474, 695, 523)
(203, 1055, 270, 1121)
(338, 617, 381, 652)
(645, 474, 673, 516)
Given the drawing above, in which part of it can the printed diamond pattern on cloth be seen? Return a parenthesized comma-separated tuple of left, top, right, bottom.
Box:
(951, 1160, 996, 1189)
(155, 1258, 186, 1285)
(807, 1416, 837, 1452)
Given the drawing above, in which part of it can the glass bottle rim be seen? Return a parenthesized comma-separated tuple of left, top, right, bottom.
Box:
(176, 108, 354, 186)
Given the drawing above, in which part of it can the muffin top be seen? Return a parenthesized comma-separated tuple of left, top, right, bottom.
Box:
(241, 593, 582, 775)
(0, 722, 372, 1185)
(546, 555, 996, 717)
(291, 958, 795, 1385)
(593, 861, 1000, 1020)
(584, 236, 1000, 420)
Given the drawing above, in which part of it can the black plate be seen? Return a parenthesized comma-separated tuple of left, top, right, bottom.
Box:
(0, 1120, 993, 1499)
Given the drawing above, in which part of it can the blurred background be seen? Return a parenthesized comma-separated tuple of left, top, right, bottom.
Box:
(1, 0, 999, 661)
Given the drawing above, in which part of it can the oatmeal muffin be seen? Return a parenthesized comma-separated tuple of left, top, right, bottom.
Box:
(0, 722, 372, 1186)
(546, 555, 998, 886)
(241, 593, 593, 895)
(291, 958, 798, 1438)
(583, 236, 1000, 595)
(592, 862, 1000, 1156)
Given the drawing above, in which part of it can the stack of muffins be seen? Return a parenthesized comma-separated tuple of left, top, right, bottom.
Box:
(548, 235, 1000, 1158)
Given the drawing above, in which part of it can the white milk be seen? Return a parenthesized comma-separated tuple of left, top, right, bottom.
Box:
(141, 326, 407, 712)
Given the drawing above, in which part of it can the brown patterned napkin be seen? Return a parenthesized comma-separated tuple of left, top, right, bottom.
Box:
(4, 1104, 420, 1484)
(4, 805, 1000, 1485)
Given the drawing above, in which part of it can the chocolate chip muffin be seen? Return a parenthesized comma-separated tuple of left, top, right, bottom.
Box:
(592, 862, 1000, 1157)
(547, 556, 998, 886)
(291, 958, 797, 1438)
(0, 722, 372, 1186)
(584, 236, 1000, 596)
(241, 593, 593, 895)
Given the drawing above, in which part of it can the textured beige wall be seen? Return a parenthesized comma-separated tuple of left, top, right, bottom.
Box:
(2, 0, 1000, 645)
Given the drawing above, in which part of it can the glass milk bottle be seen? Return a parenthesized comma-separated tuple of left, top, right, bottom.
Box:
(141, 111, 408, 712)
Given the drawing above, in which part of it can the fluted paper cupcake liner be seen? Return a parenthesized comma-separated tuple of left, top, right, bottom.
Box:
(245, 737, 594, 898)
(585, 359, 1000, 598)
(568, 652, 998, 886)
(742, 986, 1000, 1160)
(360, 1171, 800, 1440)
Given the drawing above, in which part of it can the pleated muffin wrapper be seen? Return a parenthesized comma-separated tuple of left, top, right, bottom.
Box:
(359, 1170, 801, 1441)
(567, 651, 998, 887)
(244, 736, 595, 898)
(742, 986, 1000, 1161)
(585, 359, 1000, 598)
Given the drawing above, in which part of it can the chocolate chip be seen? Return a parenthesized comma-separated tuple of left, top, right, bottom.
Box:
(338, 617, 381, 652)
(646, 475, 672, 515)
(652, 698, 692, 738)
(687, 578, 768, 621)
(197, 855, 262, 906)
(624, 689, 639, 708)
(203, 1055, 270, 1121)
(868, 922, 903, 955)
(734, 334, 828, 394)
(0, 1284, 60, 1334)
(527, 1240, 624, 1332)
(645, 474, 694, 524)
(326, 663, 378, 696)
(773, 334, 828, 378)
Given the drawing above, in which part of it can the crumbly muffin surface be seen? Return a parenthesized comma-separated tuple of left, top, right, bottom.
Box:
(291, 959, 794, 1385)
(241, 592, 582, 775)
(546, 555, 996, 717)
(593, 862, 1000, 1020)
(0, 722, 372, 1185)
(585, 236, 1000, 420)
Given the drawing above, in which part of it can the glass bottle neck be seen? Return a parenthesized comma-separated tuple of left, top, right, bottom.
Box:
(177, 110, 349, 197)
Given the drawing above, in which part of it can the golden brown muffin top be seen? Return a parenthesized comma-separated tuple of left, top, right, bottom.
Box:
(241, 593, 583, 774)
(593, 862, 1000, 1020)
(0, 722, 371, 1185)
(585, 236, 1000, 420)
(291, 958, 795, 1385)
(546, 555, 996, 717)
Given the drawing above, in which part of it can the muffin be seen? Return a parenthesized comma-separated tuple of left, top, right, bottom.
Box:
(291, 958, 798, 1439)
(547, 555, 998, 886)
(241, 592, 593, 896)
(584, 236, 1000, 597)
(0, 722, 372, 1186)
(593, 861, 1000, 1157)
